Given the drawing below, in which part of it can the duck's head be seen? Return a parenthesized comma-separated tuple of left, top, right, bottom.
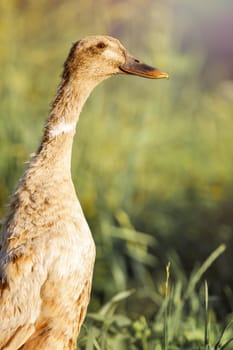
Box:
(63, 35, 169, 83)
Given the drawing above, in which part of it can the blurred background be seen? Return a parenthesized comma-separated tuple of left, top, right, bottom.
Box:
(0, 0, 233, 322)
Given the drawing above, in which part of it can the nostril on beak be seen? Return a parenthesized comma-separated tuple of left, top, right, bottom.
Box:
(134, 59, 140, 63)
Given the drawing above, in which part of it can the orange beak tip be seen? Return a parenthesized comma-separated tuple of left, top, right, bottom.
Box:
(154, 71, 169, 79)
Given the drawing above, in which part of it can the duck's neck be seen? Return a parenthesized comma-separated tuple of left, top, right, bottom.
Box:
(33, 77, 96, 177)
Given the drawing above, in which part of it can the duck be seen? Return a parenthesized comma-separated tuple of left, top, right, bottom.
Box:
(0, 35, 168, 350)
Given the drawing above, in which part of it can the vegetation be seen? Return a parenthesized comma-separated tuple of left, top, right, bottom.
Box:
(77, 246, 233, 349)
(0, 0, 232, 348)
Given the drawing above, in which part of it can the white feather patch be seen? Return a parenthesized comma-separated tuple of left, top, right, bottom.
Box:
(103, 49, 121, 61)
(49, 122, 76, 137)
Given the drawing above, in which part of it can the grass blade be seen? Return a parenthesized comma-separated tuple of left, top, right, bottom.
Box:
(204, 281, 210, 350)
(214, 319, 233, 350)
(185, 244, 226, 299)
(164, 262, 171, 350)
(220, 338, 233, 350)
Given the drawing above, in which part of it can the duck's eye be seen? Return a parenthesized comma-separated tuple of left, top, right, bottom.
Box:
(96, 42, 106, 49)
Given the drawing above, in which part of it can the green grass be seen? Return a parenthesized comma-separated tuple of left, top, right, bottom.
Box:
(77, 246, 233, 350)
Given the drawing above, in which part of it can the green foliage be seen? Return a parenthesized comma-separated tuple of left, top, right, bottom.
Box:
(77, 247, 233, 349)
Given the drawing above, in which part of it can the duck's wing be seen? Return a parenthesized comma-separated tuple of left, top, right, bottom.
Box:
(0, 244, 47, 349)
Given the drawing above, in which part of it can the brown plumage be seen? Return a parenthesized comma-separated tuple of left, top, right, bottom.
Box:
(0, 35, 168, 350)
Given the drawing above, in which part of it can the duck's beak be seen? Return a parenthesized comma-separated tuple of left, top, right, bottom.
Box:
(119, 53, 169, 79)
